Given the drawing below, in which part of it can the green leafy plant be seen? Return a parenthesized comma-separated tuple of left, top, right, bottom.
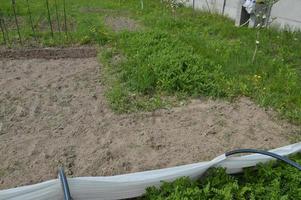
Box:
(143, 153, 301, 200)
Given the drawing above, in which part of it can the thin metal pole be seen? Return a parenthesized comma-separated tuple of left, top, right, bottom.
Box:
(26, 0, 37, 41)
(222, 0, 227, 15)
(192, 0, 195, 9)
(12, 0, 22, 45)
(45, 0, 54, 38)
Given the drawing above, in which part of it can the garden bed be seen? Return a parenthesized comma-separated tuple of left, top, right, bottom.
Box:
(0, 49, 299, 189)
(0, 46, 97, 59)
(0, 0, 301, 197)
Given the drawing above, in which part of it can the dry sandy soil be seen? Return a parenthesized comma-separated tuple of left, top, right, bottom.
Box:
(0, 54, 299, 190)
(104, 16, 141, 32)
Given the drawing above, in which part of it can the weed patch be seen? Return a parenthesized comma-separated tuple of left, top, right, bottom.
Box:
(99, 1, 301, 124)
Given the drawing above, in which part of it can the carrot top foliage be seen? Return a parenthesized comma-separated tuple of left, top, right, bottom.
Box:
(143, 153, 301, 200)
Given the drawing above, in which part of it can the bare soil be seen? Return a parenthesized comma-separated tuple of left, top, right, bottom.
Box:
(104, 16, 141, 32)
(79, 7, 130, 16)
(38, 18, 77, 33)
(0, 57, 299, 190)
(0, 47, 97, 59)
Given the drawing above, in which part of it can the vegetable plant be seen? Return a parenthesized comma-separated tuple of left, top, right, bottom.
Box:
(143, 153, 301, 200)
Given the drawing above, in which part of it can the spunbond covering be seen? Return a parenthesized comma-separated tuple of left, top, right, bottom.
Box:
(1, 142, 301, 200)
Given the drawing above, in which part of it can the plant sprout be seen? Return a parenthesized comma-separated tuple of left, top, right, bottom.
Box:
(162, 0, 187, 18)
(251, 0, 279, 63)
(140, 0, 144, 10)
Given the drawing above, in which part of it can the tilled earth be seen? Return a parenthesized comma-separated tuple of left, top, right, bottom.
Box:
(0, 56, 299, 189)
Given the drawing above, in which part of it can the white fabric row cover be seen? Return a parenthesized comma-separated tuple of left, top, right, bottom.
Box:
(1, 142, 301, 200)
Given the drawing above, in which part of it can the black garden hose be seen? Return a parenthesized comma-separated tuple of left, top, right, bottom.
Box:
(226, 149, 301, 171)
(56, 149, 300, 200)
(59, 168, 73, 200)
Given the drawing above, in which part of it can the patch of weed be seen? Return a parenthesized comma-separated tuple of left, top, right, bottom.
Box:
(99, 0, 301, 124)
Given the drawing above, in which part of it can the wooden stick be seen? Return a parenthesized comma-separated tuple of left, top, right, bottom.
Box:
(45, 0, 54, 38)
(54, 0, 61, 33)
(0, 16, 7, 44)
(63, 0, 68, 37)
(12, 0, 22, 45)
(26, 0, 37, 41)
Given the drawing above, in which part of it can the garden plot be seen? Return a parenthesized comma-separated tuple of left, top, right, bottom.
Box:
(0, 49, 299, 189)
(104, 16, 141, 32)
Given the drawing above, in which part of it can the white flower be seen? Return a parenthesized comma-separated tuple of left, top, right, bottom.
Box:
(256, 40, 260, 44)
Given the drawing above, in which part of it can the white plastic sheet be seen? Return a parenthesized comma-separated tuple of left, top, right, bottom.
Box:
(1, 142, 301, 200)
(243, 0, 256, 14)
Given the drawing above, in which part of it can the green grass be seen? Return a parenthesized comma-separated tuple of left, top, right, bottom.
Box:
(101, 1, 301, 124)
(0, 0, 301, 124)
(143, 153, 301, 200)
(0, 0, 114, 46)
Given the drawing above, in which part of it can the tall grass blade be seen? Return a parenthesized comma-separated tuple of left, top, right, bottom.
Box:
(140, 0, 144, 10)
